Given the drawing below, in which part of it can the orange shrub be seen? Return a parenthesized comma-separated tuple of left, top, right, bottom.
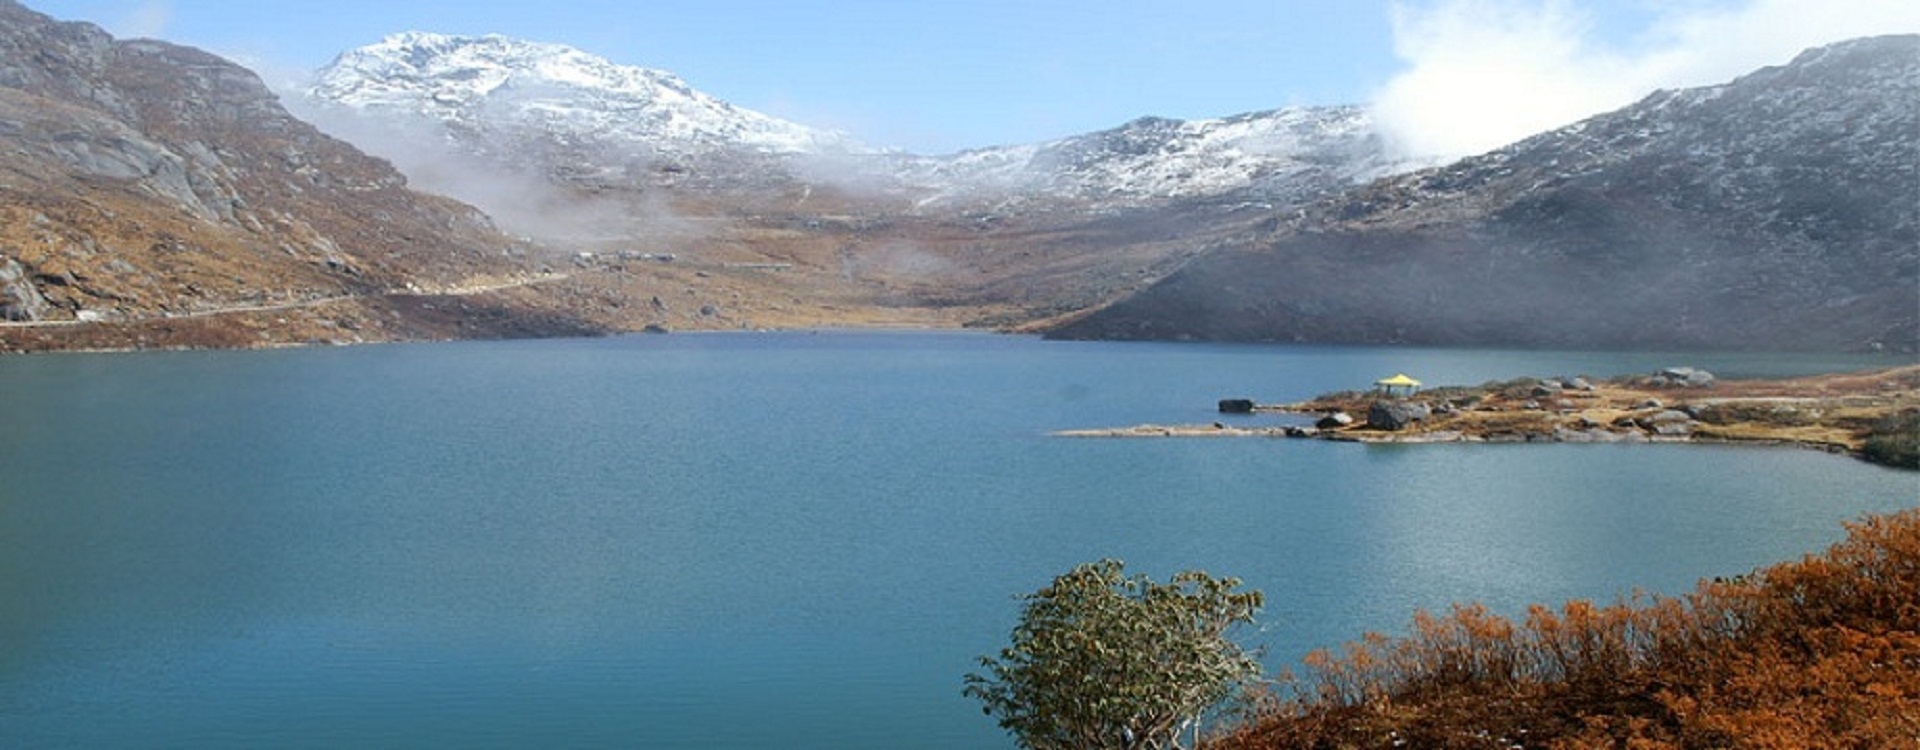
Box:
(1217, 508, 1920, 749)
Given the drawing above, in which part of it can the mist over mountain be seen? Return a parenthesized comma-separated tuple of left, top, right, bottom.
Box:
(1047, 35, 1920, 353)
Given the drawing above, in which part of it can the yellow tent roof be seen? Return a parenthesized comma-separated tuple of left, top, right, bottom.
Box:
(1375, 373, 1422, 387)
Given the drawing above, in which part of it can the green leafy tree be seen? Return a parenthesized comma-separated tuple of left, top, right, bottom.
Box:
(964, 559, 1265, 750)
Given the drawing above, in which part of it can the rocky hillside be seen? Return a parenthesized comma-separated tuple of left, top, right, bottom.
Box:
(1047, 35, 1920, 353)
(0, 1, 598, 351)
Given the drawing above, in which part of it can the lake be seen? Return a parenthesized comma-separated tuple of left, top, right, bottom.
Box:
(0, 331, 1912, 748)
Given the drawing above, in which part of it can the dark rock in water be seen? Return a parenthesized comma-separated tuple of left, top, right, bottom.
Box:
(1218, 398, 1255, 414)
(1285, 425, 1319, 438)
(1316, 411, 1354, 429)
(1367, 400, 1430, 431)
(642, 323, 670, 334)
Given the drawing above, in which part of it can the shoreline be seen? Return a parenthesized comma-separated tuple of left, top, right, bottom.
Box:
(1055, 366, 1920, 468)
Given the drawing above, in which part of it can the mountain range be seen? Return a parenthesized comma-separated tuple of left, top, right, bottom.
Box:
(1048, 34, 1919, 352)
(1, 0, 1912, 353)
(303, 32, 1424, 214)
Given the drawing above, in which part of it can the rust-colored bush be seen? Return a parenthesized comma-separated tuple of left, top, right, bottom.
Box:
(1217, 508, 1920, 749)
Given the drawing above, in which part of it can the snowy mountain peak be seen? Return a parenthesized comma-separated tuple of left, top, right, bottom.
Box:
(307, 32, 1428, 211)
(311, 32, 864, 157)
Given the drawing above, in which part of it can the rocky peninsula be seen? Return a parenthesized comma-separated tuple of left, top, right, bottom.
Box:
(1057, 365, 1920, 468)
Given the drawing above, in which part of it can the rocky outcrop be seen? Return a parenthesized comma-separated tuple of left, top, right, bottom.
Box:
(0, 256, 49, 321)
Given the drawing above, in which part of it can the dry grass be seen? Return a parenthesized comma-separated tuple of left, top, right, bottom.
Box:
(1214, 508, 1920, 749)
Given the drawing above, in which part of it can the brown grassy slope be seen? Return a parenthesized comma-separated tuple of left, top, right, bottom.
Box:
(1214, 508, 1920, 749)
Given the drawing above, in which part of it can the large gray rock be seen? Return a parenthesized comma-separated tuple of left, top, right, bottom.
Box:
(1367, 400, 1430, 431)
(0, 256, 49, 321)
(1654, 367, 1717, 388)
(1645, 409, 1697, 436)
(1315, 411, 1354, 429)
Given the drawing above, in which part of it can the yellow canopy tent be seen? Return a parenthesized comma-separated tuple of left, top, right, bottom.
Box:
(1374, 373, 1422, 397)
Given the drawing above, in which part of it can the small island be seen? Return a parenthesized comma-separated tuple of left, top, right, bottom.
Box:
(1058, 365, 1920, 468)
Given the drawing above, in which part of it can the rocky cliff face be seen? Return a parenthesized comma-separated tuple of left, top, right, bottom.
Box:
(0, 1, 583, 349)
(1048, 35, 1920, 353)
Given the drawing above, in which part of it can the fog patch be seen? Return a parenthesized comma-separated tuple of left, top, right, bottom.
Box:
(292, 101, 660, 245)
(786, 149, 909, 201)
(1373, 0, 1920, 161)
(842, 240, 953, 280)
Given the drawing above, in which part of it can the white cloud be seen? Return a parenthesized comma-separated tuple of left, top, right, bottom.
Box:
(113, 2, 174, 40)
(1372, 0, 1920, 160)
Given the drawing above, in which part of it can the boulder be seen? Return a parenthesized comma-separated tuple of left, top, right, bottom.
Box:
(1656, 367, 1716, 388)
(1316, 411, 1354, 429)
(1646, 410, 1696, 436)
(1367, 400, 1430, 431)
(0, 258, 49, 322)
(1217, 399, 1255, 414)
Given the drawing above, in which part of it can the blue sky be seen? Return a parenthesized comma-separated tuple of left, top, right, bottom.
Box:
(25, 0, 1920, 156)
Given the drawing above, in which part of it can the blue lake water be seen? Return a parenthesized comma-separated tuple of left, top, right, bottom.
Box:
(0, 331, 1913, 748)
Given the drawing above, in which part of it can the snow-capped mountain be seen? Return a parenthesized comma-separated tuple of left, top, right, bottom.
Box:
(310, 32, 866, 166)
(307, 32, 1424, 210)
(893, 106, 1427, 207)
(1050, 35, 1920, 352)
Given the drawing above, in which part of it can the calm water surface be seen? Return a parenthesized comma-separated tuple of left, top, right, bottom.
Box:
(0, 332, 1912, 748)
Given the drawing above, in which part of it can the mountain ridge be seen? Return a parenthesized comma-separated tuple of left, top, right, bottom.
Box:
(1044, 34, 1920, 353)
(304, 32, 1425, 214)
